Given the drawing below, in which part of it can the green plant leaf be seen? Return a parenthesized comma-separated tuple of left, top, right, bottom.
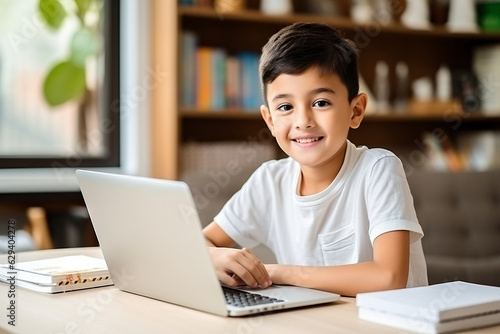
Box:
(39, 0, 67, 29)
(43, 61, 86, 106)
(75, 0, 91, 16)
(70, 27, 100, 66)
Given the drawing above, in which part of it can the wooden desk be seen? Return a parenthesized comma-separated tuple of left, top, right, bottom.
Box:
(1, 248, 499, 334)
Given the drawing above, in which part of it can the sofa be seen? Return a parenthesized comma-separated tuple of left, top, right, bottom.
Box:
(407, 170, 500, 286)
(183, 168, 500, 286)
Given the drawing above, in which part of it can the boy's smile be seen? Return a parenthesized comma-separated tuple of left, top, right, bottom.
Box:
(292, 136, 323, 145)
(260, 66, 366, 191)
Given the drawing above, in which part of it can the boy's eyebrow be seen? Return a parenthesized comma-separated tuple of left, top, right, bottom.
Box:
(271, 93, 292, 102)
(311, 87, 336, 95)
(271, 87, 336, 102)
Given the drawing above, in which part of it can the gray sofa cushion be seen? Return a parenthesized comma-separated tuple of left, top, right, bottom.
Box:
(181, 167, 277, 263)
(407, 171, 500, 286)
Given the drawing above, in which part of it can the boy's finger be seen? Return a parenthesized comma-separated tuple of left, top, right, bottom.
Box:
(242, 248, 271, 282)
(229, 262, 260, 288)
(238, 248, 271, 288)
(231, 274, 245, 286)
(218, 270, 244, 287)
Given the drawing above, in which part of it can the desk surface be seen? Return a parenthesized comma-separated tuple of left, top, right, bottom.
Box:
(1, 247, 499, 334)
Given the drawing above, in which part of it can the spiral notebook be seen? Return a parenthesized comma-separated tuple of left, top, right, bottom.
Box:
(0, 255, 113, 293)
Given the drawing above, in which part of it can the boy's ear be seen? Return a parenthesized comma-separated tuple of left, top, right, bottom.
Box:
(260, 104, 275, 137)
(350, 93, 367, 129)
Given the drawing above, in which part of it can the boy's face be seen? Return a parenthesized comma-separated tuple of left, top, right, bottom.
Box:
(260, 66, 366, 170)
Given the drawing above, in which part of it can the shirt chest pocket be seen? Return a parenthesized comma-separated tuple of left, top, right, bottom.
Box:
(318, 225, 356, 266)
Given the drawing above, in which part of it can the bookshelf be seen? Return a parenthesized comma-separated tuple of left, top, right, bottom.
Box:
(151, 0, 500, 179)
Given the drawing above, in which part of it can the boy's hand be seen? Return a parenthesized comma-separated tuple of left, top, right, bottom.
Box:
(208, 247, 272, 288)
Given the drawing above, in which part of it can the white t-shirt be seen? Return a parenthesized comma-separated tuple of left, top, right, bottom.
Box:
(214, 140, 428, 287)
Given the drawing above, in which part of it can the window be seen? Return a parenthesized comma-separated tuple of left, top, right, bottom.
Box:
(0, 0, 120, 170)
(0, 0, 153, 194)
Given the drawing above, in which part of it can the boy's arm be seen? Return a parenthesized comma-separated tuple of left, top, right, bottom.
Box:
(264, 230, 410, 297)
(203, 222, 272, 288)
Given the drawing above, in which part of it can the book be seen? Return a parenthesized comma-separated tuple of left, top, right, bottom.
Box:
(180, 33, 264, 112)
(226, 56, 241, 109)
(211, 48, 227, 110)
(0, 255, 113, 293)
(3, 274, 112, 294)
(420, 130, 500, 172)
(238, 51, 262, 111)
(456, 131, 500, 171)
(440, 133, 464, 172)
(196, 47, 213, 111)
(181, 31, 198, 108)
(178, 0, 195, 7)
(421, 132, 449, 172)
(357, 281, 500, 334)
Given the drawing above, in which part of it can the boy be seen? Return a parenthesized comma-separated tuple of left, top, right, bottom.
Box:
(203, 22, 427, 297)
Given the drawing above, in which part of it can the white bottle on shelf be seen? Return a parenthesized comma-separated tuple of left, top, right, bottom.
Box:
(401, 0, 431, 29)
(374, 61, 390, 112)
(394, 61, 409, 112)
(260, 0, 293, 15)
(436, 65, 452, 102)
(446, 0, 479, 32)
(373, 0, 393, 25)
(351, 0, 373, 24)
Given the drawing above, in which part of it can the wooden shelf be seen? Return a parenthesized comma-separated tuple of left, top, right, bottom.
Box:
(179, 6, 500, 40)
(181, 109, 262, 120)
(151, 2, 500, 179)
(363, 112, 500, 122)
(181, 109, 500, 123)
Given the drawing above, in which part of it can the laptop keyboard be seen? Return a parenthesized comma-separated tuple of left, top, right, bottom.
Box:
(223, 287, 285, 308)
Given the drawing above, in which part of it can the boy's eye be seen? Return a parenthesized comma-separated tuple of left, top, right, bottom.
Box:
(313, 100, 330, 108)
(277, 104, 293, 112)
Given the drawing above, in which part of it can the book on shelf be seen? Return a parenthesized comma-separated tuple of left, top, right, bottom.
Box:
(226, 56, 242, 109)
(238, 51, 262, 111)
(211, 48, 227, 110)
(421, 130, 500, 172)
(0, 255, 113, 293)
(196, 46, 228, 111)
(178, 0, 212, 7)
(457, 131, 500, 171)
(357, 281, 500, 334)
(178, 0, 195, 6)
(196, 46, 213, 110)
(421, 132, 463, 172)
(181, 30, 262, 112)
(181, 31, 198, 108)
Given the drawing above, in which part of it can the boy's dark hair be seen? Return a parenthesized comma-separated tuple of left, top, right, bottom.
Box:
(259, 22, 359, 104)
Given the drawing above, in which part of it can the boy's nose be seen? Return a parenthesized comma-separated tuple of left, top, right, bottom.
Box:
(294, 107, 314, 129)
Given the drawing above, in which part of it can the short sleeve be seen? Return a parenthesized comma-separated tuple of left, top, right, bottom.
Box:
(365, 154, 423, 245)
(213, 166, 269, 248)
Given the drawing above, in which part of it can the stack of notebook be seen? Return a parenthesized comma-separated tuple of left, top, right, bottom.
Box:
(357, 281, 500, 333)
(0, 255, 113, 293)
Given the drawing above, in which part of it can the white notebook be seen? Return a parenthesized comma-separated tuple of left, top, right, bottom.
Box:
(356, 281, 500, 334)
(0, 255, 113, 293)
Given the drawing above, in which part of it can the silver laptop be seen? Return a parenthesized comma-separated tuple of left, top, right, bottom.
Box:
(76, 170, 339, 317)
